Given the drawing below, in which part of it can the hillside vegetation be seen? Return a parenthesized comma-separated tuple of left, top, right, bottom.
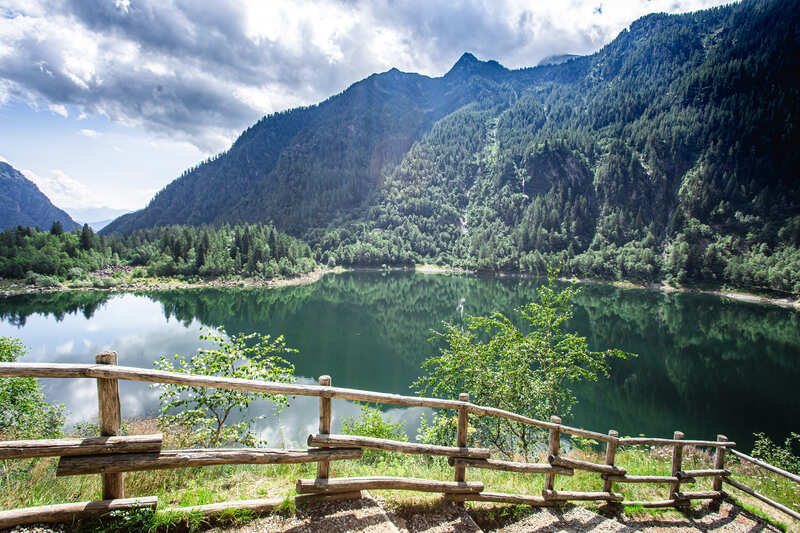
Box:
(103, 0, 800, 295)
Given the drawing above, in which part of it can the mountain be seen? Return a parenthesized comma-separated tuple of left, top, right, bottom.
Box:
(0, 162, 81, 232)
(66, 207, 132, 231)
(103, 0, 800, 294)
(537, 54, 580, 66)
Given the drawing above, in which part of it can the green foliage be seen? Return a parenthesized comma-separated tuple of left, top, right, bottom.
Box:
(0, 336, 65, 439)
(155, 329, 297, 448)
(751, 432, 800, 475)
(414, 269, 631, 460)
(341, 403, 407, 465)
(0, 222, 316, 281)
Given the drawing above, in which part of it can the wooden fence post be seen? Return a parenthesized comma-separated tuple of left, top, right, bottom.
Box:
(316, 375, 332, 481)
(711, 434, 727, 505)
(454, 393, 469, 482)
(544, 415, 561, 493)
(670, 431, 685, 508)
(96, 351, 124, 499)
(602, 429, 619, 497)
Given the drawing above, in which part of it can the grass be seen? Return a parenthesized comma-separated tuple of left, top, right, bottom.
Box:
(1, 422, 797, 531)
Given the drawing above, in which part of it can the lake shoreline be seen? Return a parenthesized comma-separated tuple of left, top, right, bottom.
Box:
(2, 264, 798, 310)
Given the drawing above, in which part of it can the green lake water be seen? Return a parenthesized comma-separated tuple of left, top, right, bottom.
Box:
(1, 270, 798, 450)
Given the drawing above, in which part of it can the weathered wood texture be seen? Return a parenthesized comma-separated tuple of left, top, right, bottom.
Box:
(447, 492, 554, 506)
(729, 448, 800, 484)
(0, 497, 157, 529)
(724, 477, 800, 520)
(0, 434, 162, 459)
(549, 455, 626, 476)
(674, 491, 724, 500)
(669, 431, 684, 502)
(602, 429, 619, 493)
(543, 415, 561, 491)
(454, 392, 469, 484)
(166, 498, 282, 516)
(449, 457, 573, 475)
(680, 469, 729, 478)
(622, 499, 678, 508)
(316, 375, 332, 480)
(57, 447, 362, 476)
(542, 490, 623, 502)
(309, 434, 490, 459)
(95, 351, 124, 500)
(294, 491, 364, 506)
(618, 437, 735, 447)
(296, 476, 483, 494)
(603, 475, 683, 484)
(712, 435, 728, 491)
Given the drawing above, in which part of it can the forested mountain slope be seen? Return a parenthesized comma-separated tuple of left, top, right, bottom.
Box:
(104, 0, 800, 294)
(0, 162, 80, 232)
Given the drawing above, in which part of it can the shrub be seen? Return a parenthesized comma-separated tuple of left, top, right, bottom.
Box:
(0, 337, 65, 438)
(155, 329, 296, 448)
(342, 403, 407, 465)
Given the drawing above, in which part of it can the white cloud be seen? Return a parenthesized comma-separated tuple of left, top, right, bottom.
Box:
(20, 167, 94, 208)
(78, 128, 100, 137)
(0, 0, 734, 155)
(48, 104, 67, 117)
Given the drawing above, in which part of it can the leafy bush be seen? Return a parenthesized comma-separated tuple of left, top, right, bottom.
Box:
(155, 329, 296, 448)
(0, 337, 65, 438)
(24, 271, 61, 288)
(342, 403, 407, 464)
(414, 268, 632, 460)
(751, 432, 800, 475)
(92, 277, 119, 288)
(66, 267, 83, 279)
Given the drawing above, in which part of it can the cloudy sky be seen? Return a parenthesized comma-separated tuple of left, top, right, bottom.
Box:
(0, 0, 732, 214)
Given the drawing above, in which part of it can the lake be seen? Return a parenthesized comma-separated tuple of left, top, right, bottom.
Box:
(1, 271, 798, 451)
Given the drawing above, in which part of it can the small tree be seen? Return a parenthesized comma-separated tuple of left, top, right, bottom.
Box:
(155, 329, 296, 448)
(342, 404, 407, 465)
(414, 269, 632, 460)
(0, 337, 65, 439)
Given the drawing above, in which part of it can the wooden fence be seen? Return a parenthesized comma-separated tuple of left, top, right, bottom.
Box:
(0, 352, 798, 529)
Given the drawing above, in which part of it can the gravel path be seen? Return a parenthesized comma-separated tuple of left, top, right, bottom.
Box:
(489, 500, 789, 533)
(207, 493, 400, 533)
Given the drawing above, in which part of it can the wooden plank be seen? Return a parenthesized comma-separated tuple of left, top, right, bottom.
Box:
(295, 491, 364, 506)
(669, 431, 684, 503)
(166, 497, 282, 516)
(0, 434, 162, 459)
(542, 490, 623, 502)
(729, 449, 800, 484)
(296, 476, 483, 494)
(0, 362, 93, 379)
(712, 435, 728, 491)
(544, 415, 561, 491)
(96, 351, 124, 500)
(619, 437, 735, 448)
(602, 429, 619, 493)
(449, 457, 573, 475)
(448, 492, 555, 506)
(724, 477, 800, 521)
(622, 499, 678, 508)
(454, 392, 469, 484)
(549, 455, 626, 476)
(465, 404, 558, 431)
(558, 425, 617, 443)
(57, 447, 362, 476)
(603, 475, 683, 484)
(0, 497, 157, 529)
(675, 491, 724, 500)
(680, 469, 729, 478)
(316, 375, 332, 480)
(309, 434, 490, 459)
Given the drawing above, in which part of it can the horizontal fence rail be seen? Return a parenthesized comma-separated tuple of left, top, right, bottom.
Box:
(0, 356, 797, 529)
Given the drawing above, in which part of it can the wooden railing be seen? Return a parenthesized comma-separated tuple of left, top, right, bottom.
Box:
(0, 352, 798, 529)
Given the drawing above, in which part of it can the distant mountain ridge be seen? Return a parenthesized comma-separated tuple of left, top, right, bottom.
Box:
(102, 0, 800, 293)
(0, 162, 80, 232)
